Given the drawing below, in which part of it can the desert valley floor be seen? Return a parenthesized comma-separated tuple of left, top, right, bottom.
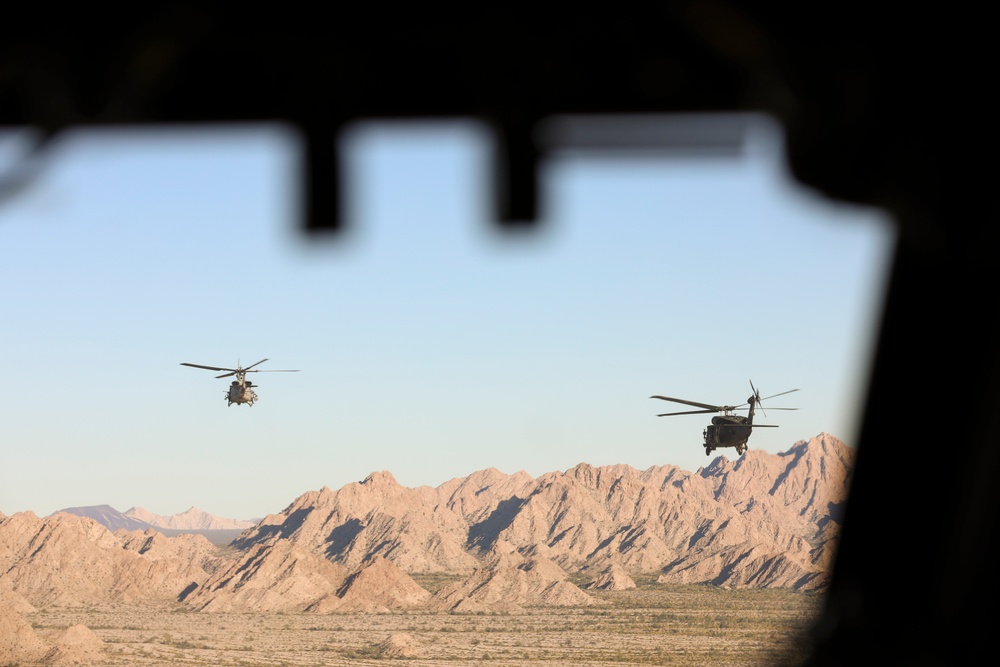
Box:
(22, 578, 823, 666)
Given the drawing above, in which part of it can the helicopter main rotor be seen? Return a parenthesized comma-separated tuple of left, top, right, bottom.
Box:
(180, 358, 300, 380)
(648, 395, 742, 417)
(650, 383, 799, 418)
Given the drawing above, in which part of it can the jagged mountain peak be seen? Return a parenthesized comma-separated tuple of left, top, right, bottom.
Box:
(361, 470, 400, 488)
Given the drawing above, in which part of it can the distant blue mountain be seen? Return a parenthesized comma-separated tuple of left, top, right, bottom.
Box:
(55, 504, 155, 532)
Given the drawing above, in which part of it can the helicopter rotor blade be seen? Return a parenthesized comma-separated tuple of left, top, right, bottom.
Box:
(656, 408, 721, 417)
(760, 388, 800, 402)
(758, 386, 798, 419)
(242, 358, 269, 372)
(649, 395, 722, 411)
(181, 362, 236, 373)
(183, 359, 299, 383)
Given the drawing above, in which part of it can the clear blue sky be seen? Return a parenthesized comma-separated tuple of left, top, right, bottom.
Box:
(0, 115, 894, 521)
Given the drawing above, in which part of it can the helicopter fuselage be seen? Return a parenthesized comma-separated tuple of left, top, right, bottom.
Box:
(227, 380, 257, 406)
(704, 415, 753, 454)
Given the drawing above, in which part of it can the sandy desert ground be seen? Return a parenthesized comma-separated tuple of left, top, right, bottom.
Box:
(22, 579, 823, 667)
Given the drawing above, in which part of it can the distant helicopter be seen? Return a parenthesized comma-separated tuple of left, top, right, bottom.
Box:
(650, 381, 798, 456)
(180, 358, 299, 406)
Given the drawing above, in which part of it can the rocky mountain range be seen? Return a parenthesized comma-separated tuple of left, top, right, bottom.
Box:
(1, 433, 852, 621)
(231, 432, 850, 589)
(123, 506, 256, 530)
(50, 505, 155, 532)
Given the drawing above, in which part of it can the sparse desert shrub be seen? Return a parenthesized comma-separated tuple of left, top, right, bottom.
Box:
(340, 645, 381, 659)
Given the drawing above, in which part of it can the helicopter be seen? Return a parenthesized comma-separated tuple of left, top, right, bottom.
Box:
(650, 381, 798, 456)
(180, 358, 299, 406)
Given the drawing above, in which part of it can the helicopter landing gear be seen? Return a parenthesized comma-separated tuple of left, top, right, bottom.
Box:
(735, 444, 746, 455)
(705, 446, 714, 456)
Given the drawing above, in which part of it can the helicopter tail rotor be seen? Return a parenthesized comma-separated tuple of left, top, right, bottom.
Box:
(749, 380, 765, 418)
(747, 381, 800, 418)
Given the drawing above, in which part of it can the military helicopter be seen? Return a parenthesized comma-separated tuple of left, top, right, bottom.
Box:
(650, 381, 798, 456)
(180, 358, 299, 406)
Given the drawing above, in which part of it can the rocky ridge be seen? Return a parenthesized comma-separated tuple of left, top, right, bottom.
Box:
(1, 433, 851, 624)
(232, 433, 850, 590)
(51, 505, 153, 532)
(0, 512, 226, 608)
